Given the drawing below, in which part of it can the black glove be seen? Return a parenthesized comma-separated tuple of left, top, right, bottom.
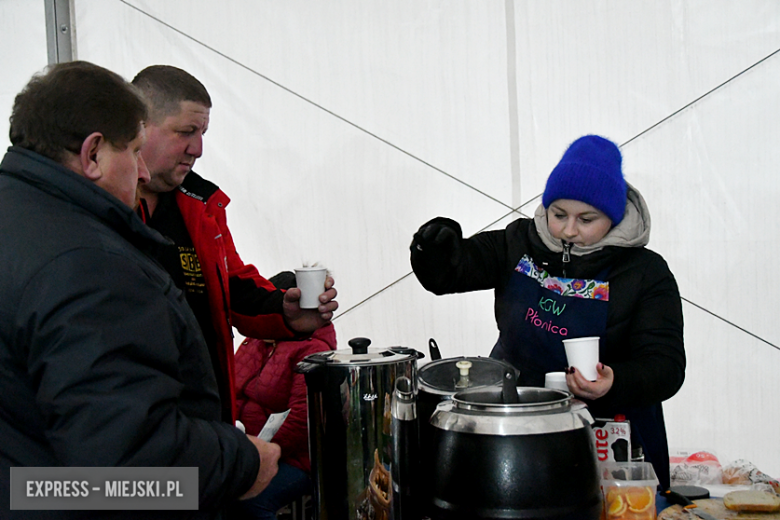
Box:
(410, 217, 463, 263)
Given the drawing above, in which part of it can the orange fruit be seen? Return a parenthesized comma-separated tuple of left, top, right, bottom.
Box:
(626, 486, 654, 513)
(605, 487, 620, 503)
(607, 494, 627, 518)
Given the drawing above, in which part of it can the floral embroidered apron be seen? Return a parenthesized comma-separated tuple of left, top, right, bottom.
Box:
(489, 254, 672, 489)
(490, 254, 609, 387)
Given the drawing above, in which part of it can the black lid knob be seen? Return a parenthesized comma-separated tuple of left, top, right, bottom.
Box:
(348, 337, 371, 355)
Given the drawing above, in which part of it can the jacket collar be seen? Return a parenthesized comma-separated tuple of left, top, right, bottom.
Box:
(178, 170, 221, 202)
(1, 146, 170, 247)
(533, 182, 651, 256)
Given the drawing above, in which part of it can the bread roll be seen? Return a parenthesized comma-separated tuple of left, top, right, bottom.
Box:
(723, 490, 780, 512)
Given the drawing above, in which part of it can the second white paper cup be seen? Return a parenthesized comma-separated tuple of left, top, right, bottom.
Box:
(562, 336, 600, 381)
(544, 372, 569, 392)
(294, 267, 327, 309)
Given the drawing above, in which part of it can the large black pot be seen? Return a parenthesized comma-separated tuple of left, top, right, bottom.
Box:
(427, 387, 601, 520)
(416, 356, 518, 517)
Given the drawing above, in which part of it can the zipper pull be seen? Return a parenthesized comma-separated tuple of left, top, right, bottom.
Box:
(562, 241, 571, 277)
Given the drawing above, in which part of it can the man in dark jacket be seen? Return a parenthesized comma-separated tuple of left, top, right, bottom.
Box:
(0, 61, 279, 519)
(131, 65, 338, 424)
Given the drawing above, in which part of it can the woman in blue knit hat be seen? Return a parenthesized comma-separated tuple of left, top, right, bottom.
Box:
(410, 135, 685, 491)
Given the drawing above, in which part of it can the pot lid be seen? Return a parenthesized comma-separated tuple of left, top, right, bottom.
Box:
(418, 356, 516, 394)
(301, 337, 420, 366)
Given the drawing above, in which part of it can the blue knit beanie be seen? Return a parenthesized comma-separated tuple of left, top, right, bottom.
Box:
(542, 135, 627, 225)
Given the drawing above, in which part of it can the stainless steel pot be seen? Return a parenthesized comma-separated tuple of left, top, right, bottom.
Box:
(297, 338, 423, 520)
(427, 387, 601, 520)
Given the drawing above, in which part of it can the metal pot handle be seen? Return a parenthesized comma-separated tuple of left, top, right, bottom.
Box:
(294, 360, 319, 374)
(570, 399, 595, 426)
(389, 346, 425, 360)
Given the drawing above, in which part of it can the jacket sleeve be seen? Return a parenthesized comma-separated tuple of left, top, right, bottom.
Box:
(410, 216, 510, 294)
(18, 248, 260, 510)
(216, 211, 295, 340)
(270, 335, 334, 460)
(598, 251, 686, 410)
(234, 339, 264, 424)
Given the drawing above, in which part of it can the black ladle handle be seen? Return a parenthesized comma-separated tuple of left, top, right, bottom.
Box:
(428, 338, 442, 361)
(502, 370, 519, 404)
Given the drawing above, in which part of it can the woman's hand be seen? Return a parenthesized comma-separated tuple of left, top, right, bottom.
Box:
(566, 363, 614, 400)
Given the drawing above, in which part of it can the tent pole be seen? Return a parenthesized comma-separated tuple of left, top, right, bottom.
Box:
(44, 0, 76, 64)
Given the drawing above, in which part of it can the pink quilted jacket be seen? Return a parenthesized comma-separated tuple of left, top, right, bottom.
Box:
(234, 324, 337, 473)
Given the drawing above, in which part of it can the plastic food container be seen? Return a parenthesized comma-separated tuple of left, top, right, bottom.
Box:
(600, 462, 659, 520)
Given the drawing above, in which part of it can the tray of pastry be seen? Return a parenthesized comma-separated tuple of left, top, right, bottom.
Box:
(659, 495, 780, 520)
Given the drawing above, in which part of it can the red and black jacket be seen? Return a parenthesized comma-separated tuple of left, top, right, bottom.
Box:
(140, 171, 295, 422)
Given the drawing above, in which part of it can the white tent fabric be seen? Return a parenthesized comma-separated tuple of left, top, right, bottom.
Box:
(2, 0, 778, 478)
(0, 1, 47, 148)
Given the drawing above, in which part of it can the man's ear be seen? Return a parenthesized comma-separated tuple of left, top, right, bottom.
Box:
(79, 132, 105, 181)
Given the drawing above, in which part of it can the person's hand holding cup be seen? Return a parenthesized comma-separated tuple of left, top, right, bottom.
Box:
(282, 265, 337, 336)
(562, 336, 600, 381)
(294, 266, 328, 309)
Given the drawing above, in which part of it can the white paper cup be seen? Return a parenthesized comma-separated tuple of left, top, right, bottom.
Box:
(294, 267, 327, 309)
(562, 336, 600, 381)
(544, 372, 569, 392)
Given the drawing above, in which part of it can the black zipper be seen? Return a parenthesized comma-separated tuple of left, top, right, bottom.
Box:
(562, 241, 572, 278)
(215, 267, 234, 338)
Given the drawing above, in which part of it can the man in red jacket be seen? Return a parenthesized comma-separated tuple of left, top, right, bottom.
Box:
(132, 65, 338, 424)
